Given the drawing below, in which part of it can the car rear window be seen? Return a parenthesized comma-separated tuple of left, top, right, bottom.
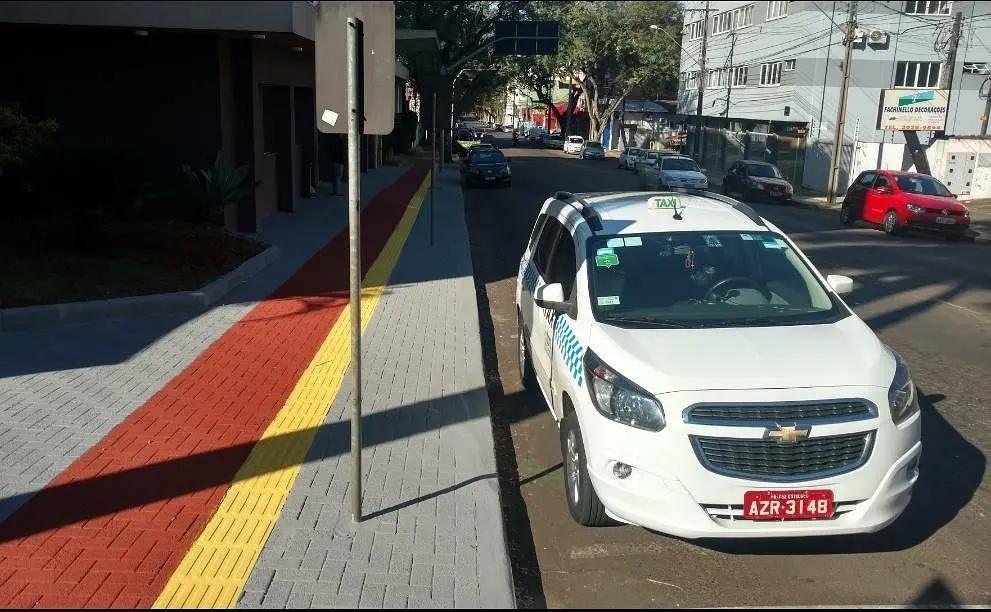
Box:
(586, 141, 603, 148)
(469, 150, 506, 163)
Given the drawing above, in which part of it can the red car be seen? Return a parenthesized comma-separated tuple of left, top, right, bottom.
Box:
(840, 170, 971, 239)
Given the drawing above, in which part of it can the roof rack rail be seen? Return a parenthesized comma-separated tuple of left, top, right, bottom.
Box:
(554, 190, 603, 232)
(661, 187, 766, 228)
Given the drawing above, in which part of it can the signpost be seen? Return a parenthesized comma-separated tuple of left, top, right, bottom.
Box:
(315, 1, 396, 523)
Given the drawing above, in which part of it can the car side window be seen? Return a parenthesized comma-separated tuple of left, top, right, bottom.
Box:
(533, 217, 564, 279)
(873, 176, 891, 189)
(546, 224, 578, 302)
(527, 213, 548, 253)
(856, 172, 878, 187)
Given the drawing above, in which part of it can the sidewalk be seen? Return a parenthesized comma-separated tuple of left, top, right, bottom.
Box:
(0, 162, 512, 608)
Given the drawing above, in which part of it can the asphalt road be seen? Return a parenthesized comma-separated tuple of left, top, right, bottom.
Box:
(460, 134, 991, 609)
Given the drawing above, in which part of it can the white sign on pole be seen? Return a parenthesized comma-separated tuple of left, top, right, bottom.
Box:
(876, 88, 949, 131)
(315, 1, 396, 135)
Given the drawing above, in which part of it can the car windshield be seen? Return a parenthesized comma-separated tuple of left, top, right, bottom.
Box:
(585, 141, 603, 148)
(569, 137, 583, 143)
(895, 175, 952, 196)
(587, 231, 847, 328)
(469, 150, 505, 163)
(661, 158, 701, 172)
(745, 164, 782, 178)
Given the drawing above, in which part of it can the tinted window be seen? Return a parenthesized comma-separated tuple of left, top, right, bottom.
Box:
(585, 141, 603, 148)
(547, 230, 578, 300)
(873, 176, 891, 189)
(527, 213, 548, 252)
(469, 150, 506, 163)
(856, 172, 878, 187)
(895, 175, 952, 196)
(661, 158, 701, 171)
(744, 164, 782, 178)
(533, 218, 564, 278)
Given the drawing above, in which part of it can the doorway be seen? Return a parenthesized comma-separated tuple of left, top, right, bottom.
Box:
(294, 86, 316, 197)
(262, 84, 293, 212)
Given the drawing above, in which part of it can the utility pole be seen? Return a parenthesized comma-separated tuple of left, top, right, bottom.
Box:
(724, 31, 735, 119)
(981, 77, 991, 136)
(935, 11, 963, 139)
(694, 0, 711, 163)
(826, 1, 856, 205)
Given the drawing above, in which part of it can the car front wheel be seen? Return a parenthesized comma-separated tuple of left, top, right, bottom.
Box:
(517, 312, 535, 389)
(883, 210, 900, 235)
(561, 411, 608, 526)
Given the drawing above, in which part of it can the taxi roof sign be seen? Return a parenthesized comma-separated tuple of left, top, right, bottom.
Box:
(647, 195, 682, 210)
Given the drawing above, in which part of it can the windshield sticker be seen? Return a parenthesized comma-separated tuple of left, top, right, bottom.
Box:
(606, 237, 625, 248)
(624, 236, 643, 247)
(597, 295, 621, 306)
(703, 234, 722, 247)
(761, 238, 785, 249)
(740, 234, 755, 241)
(647, 195, 681, 211)
(596, 247, 615, 256)
(595, 252, 620, 268)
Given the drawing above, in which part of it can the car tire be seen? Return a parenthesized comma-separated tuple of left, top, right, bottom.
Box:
(839, 201, 855, 225)
(560, 410, 609, 527)
(517, 312, 536, 390)
(883, 209, 900, 235)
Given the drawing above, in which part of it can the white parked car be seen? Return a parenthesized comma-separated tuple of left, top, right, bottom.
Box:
(617, 147, 644, 170)
(632, 149, 660, 172)
(639, 154, 708, 190)
(515, 189, 922, 539)
(564, 136, 585, 155)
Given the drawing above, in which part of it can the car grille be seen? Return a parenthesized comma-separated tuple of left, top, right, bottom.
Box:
(924, 207, 965, 216)
(685, 400, 874, 424)
(690, 431, 874, 481)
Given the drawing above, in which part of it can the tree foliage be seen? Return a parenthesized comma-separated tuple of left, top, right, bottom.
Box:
(507, 1, 682, 140)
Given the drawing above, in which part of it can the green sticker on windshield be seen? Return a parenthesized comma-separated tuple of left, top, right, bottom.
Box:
(647, 195, 681, 210)
(595, 252, 620, 268)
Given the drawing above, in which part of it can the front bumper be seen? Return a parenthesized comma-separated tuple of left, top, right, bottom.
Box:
(905, 213, 970, 234)
(578, 386, 922, 539)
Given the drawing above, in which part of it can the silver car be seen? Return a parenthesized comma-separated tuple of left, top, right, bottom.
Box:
(639, 154, 708, 190)
(618, 147, 644, 170)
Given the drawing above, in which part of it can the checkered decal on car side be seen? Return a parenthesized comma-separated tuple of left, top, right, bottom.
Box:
(554, 316, 584, 387)
(521, 259, 541, 293)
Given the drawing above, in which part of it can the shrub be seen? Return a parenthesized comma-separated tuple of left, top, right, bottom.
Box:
(182, 151, 254, 225)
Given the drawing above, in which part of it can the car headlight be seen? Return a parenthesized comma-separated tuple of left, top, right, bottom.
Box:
(962, 208, 970, 219)
(584, 350, 665, 431)
(888, 350, 920, 425)
(906, 204, 924, 214)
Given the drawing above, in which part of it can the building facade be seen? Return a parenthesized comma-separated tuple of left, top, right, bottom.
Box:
(678, 0, 991, 195)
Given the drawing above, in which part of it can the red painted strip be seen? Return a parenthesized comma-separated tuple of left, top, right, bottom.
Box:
(0, 163, 431, 608)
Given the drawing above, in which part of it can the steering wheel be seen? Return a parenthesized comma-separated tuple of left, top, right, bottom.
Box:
(704, 276, 771, 302)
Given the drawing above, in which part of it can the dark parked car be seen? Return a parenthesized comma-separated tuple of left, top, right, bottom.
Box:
(722, 160, 794, 203)
(460, 148, 512, 187)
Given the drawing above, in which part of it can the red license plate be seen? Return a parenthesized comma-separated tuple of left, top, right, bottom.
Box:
(743, 489, 834, 521)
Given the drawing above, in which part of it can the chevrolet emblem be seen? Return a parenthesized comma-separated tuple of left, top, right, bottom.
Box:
(764, 424, 811, 444)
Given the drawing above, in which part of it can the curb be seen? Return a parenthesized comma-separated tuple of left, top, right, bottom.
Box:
(0, 245, 281, 333)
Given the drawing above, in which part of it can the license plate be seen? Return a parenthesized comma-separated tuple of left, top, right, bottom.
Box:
(936, 216, 955, 224)
(770, 190, 782, 195)
(743, 489, 834, 521)
(485, 176, 495, 181)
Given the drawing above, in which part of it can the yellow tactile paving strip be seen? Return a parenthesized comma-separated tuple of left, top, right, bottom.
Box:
(152, 174, 431, 609)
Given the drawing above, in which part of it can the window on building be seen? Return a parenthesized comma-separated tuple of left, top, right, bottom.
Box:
(732, 66, 749, 86)
(685, 20, 705, 41)
(767, 0, 789, 20)
(964, 62, 991, 75)
(707, 68, 730, 88)
(904, 0, 951, 14)
(712, 4, 754, 35)
(784, 59, 797, 71)
(682, 71, 699, 90)
(894, 61, 941, 87)
(760, 62, 783, 86)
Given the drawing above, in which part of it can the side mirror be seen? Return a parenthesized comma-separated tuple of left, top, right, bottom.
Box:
(951, 193, 958, 199)
(534, 282, 568, 312)
(876, 185, 894, 195)
(826, 274, 854, 295)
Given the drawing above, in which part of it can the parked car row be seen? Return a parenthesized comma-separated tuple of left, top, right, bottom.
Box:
(613, 146, 972, 241)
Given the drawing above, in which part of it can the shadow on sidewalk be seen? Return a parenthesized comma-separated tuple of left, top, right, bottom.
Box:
(0, 385, 534, 543)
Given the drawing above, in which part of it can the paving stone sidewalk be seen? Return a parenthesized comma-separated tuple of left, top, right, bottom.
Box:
(238, 170, 514, 609)
(0, 164, 409, 525)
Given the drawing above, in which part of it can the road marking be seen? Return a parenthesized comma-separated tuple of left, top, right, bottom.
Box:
(152, 174, 431, 609)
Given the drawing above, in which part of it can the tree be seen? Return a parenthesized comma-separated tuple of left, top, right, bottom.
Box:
(556, 1, 682, 142)
(509, 53, 570, 132)
(395, 1, 533, 158)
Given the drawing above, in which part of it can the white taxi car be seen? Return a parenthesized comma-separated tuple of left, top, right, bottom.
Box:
(564, 136, 585, 155)
(515, 190, 922, 538)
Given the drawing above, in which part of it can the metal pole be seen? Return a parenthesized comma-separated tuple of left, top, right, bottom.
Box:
(431, 91, 436, 247)
(826, 2, 856, 205)
(695, 1, 710, 163)
(346, 16, 363, 523)
(981, 78, 991, 136)
(440, 129, 445, 172)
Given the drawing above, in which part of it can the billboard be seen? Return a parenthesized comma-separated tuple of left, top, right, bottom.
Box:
(876, 88, 949, 131)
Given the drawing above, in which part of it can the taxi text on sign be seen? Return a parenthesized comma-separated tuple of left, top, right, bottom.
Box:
(875, 88, 949, 132)
(315, 1, 396, 135)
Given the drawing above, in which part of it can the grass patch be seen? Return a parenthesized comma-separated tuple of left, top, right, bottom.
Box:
(0, 220, 268, 308)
